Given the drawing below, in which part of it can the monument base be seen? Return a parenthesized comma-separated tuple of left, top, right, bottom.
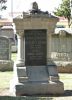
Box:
(10, 79, 64, 96)
(10, 65, 64, 96)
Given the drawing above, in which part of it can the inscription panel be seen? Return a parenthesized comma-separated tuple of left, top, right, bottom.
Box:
(0, 37, 9, 60)
(25, 29, 47, 66)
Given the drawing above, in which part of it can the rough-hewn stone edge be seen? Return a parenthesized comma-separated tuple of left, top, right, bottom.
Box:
(10, 81, 64, 96)
(54, 61, 72, 73)
(57, 66, 72, 73)
(0, 60, 14, 71)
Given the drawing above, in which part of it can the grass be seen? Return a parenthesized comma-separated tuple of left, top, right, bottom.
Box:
(59, 73, 72, 90)
(0, 53, 15, 89)
(0, 71, 13, 89)
(11, 53, 17, 61)
(0, 53, 16, 89)
(0, 96, 53, 100)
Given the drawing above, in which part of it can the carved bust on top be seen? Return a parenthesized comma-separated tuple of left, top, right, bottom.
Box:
(30, 1, 49, 15)
(32, 2, 38, 10)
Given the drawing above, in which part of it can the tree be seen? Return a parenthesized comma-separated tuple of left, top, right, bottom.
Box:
(54, 0, 71, 27)
(0, 0, 7, 11)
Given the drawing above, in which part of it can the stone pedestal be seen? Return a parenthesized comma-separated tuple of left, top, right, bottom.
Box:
(10, 65, 64, 95)
(10, 7, 64, 95)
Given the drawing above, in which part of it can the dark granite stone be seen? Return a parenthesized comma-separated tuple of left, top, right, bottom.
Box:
(25, 29, 47, 66)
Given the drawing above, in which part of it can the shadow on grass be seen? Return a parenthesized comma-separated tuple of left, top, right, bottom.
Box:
(0, 90, 72, 100)
(64, 90, 72, 96)
(0, 96, 53, 100)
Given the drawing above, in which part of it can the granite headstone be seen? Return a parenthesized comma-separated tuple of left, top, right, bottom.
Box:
(0, 36, 13, 71)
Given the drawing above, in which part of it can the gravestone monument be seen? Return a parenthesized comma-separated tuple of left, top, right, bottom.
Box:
(10, 2, 64, 95)
(0, 36, 13, 71)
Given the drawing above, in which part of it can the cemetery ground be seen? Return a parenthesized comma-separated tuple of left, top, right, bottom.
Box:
(0, 53, 72, 99)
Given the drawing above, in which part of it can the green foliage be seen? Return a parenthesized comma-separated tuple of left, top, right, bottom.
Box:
(0, 0, 7, 3)
(0, 0, 7, 11)
(54, 0, 71, 27)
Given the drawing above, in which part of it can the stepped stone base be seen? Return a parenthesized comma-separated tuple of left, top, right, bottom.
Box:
(10, 79, 64, 96)
(10, 64, 64, 96)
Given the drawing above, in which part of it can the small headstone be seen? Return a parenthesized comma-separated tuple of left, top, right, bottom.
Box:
(0, 36, 13, 71)
(0, 37, 9, 60)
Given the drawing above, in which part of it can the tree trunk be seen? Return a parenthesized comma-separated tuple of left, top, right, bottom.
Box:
(68, 19, 71, 28)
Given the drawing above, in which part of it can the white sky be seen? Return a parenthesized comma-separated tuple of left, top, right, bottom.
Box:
(1, 0, 62, 18)
(6, 0, 62, 13)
